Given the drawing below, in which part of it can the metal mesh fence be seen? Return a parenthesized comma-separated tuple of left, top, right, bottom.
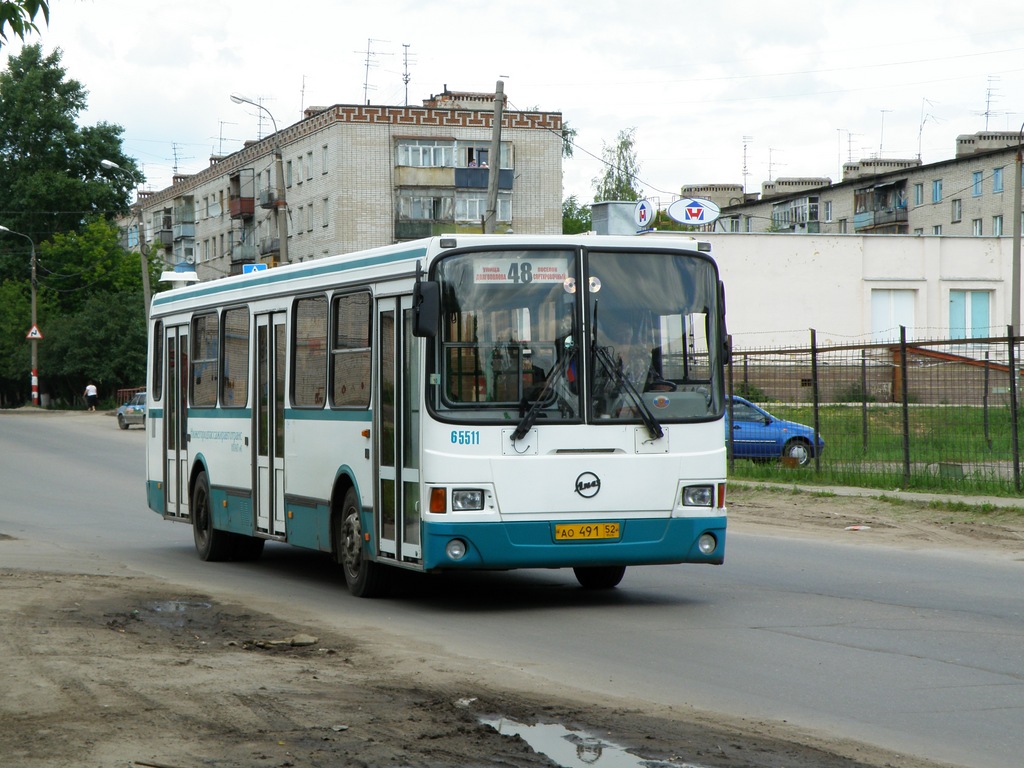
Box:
(728, 327, 1022, 495)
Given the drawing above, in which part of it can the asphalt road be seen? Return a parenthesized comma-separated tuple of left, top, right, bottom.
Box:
(1, 410, 1022, 768)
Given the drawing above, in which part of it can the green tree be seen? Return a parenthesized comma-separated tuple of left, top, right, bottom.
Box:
(0, 44, 141, 252)
(592, 127, 643, 203)
(0, 0, 47, 46)
(562, 195, 592, 234)
(0, 44, 145, 406)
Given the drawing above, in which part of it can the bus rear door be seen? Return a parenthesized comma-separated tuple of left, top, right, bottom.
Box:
(255, 312, 287, 537)
(163, 323, 189, 520)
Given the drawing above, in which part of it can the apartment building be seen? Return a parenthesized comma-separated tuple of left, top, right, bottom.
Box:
(134, 88, 563, 281)
(715, 132, 1023, 238)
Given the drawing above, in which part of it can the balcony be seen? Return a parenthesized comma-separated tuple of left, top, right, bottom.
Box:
(854, 207, 908, 231)
(229, 195, 255, 219)
(173, 222, 196, 240)
(230, 243, 258, 263)
(259, 188, 277, 209)
(259, 237, 280, 256)
(454, 167, 514, 190)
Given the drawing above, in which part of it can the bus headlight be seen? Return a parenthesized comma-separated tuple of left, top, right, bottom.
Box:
(682, 485, 714, 507)
(698, 533, 718, 555)
(446, 539, 468, 560)
(451, 489, 484, 511)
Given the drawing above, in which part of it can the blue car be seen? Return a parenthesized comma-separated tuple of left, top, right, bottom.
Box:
(727, 395, 824, 467)
(116, 391, 146, 430)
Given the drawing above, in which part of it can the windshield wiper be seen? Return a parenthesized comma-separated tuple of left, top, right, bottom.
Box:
(590, 299, 663, 440)
(591, 343, 664, 440)
(511, 337, 576, 442)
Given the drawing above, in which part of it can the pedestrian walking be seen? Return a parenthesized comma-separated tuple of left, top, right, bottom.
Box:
(84, 382, 98, 411)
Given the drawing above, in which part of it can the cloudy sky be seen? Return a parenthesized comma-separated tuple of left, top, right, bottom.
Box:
(7, 0, 1024, 207)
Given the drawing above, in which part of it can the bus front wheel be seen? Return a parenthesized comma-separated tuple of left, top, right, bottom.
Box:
(192, 471, 232, 561)
(573, 565, 626, 589)
(337, 488, 390, 598)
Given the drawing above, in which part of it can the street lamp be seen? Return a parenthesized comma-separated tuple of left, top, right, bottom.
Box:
(230, 93, 289, 264)
(101, 159, 152, 312)
(0, 224, 39, 406)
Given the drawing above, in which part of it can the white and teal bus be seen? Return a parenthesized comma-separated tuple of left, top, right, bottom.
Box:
(145, 234, 729, 597)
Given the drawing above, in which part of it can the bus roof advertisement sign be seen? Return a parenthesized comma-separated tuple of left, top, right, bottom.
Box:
(667, 197, 721, 226)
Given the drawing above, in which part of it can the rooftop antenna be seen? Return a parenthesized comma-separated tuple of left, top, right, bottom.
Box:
(741, 135, 753, 193)
(878, 109, 892, 158)
(401, 44, 416, 106)
(170, 142, 194, 175)
(767, 147, 785, 182)
(917, 98, 940, 160)
(300, 74, 307, 118)
(213, 120, 238, 155)
(982, 76, 1002, 131)
(358, 38, 391, 105)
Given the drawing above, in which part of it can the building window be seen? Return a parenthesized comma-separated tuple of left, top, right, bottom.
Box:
(286, 160, 293, 187)
(728, 217, 739, 232)
(972, 218, 982, 236)
(950, 290, 991, 339)
(993, 215, 1003, 236)
(824, 200, 833, 222)
(838, 218, 848, 234)
(306, 205, 313, 232)
(307, 151, 313, 181)
(914, 228, 924, 235)
(951, 198, 962, 222)
(871, 289, 916, 342)
(932, 225, 942, 235)
(932, 179, 942, 203)
(972, 171, 983, 196)
(913, 182, 923, 206)
(455, 194, 511, 222)
(322, 197, 330, 227)
(322, 144, 329, 174)
(396, 139, 455, 168)
(993, 166, 1004, 193)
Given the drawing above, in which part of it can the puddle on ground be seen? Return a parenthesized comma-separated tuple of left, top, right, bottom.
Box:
(143, 600, 212, 628)
(480, 716, 709, 768)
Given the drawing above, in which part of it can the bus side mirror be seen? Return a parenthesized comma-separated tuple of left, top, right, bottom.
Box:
(718, 280, 730, 365)
(412, 280, 440, 338)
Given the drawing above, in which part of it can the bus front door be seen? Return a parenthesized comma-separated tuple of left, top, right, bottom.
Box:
(164, 324, 189, 520)
(255, 312, 287, 537)
(376, 296, 422, 563)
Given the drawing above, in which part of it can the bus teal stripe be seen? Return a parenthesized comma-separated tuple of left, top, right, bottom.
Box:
(152, 246, 428, 308)
(286, 409, 372, 422)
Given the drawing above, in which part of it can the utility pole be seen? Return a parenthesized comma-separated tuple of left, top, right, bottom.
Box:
(484, 80, 504, 234)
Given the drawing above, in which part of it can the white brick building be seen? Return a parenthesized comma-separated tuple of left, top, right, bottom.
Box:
(714, 132, 1023, 239)
(134, 89, 563, 280)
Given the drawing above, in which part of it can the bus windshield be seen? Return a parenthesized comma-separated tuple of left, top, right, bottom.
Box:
(431, 246, 723, 426)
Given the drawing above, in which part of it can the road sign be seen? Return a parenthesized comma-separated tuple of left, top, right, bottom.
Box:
(26, 325, 43, 340)
(666, 197, 721, 226)
(243, 263, 268, 274)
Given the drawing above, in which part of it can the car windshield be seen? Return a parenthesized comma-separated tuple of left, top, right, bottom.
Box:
(429, 246, 724, 426)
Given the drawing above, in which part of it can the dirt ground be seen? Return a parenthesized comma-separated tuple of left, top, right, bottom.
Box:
(3, 486, 1022, 768)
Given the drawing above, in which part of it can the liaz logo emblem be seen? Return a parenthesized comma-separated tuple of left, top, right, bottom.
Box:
(574, 472, 601, 498)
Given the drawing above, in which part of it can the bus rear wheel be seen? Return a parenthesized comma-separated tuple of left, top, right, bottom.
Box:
(336, 488, 390, 598)
(573, 565, 626, 589)
(192, 471, 232, 561)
